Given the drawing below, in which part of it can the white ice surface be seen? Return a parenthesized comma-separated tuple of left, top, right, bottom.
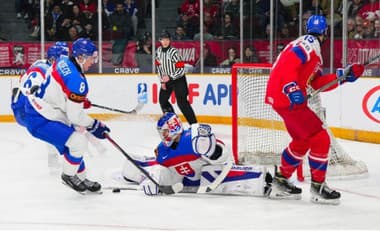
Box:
(0, 118, 380, 230)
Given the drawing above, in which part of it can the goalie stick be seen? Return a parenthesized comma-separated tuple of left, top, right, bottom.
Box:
(307, 53, 380, 99)
(104, 133, 183, 195)
(91, 102, 144, 114)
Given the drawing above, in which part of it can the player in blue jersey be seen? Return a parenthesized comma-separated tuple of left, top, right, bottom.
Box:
(122, 112, 273, 196)
(11, 38, 110, 193)
(12, 43, 74, 168)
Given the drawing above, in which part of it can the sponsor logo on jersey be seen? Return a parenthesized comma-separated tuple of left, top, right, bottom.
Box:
(69, 93, 86, 103)
(362, 86, 380, 123)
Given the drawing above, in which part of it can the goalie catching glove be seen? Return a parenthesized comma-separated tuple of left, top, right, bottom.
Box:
(87, 119, 110, 139)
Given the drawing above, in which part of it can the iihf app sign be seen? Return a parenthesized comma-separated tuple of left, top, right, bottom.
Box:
(362, 86, 380, 124)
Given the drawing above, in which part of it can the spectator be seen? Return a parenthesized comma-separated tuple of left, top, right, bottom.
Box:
(362, 20, 375, 38)
(83, 23, 96, 40)
(374, 19, 380, 38)
(242, 46, 259, 63)
(179, 0, 200, 25)
(358, 0, 380, 22)
(348, 0, 365, 18)
(67, 25, 80, 41)
(103, 0, 116, 17)
(60, 0, 75, 19)
(279, 23, 291, 38)
(71, 4, 87, 27)
(79, 0, 97, 15)
(173, 25, 190, 40)
(15, 0, 28, 19)
(216, 13, 238, 40)
(224, 0, 239, 19)
(177, 13, 198, 39)
(203, 12, 218, 36)
(219, 47, 240, 67)
(45, 4, 65, 41)
(204, 0, 219, 18)
(135, 31, 153, 72)
(193, 24, 214, 40)
(353, 16, 364, 39)
(124, 0, 138, 37)
(304, 0, 324, 16)
(109, 2, 132, 39)
(347, 17, 356, 39)
(195, 43, 217, 67)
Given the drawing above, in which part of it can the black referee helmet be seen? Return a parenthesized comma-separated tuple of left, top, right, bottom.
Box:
(159, 30, 171, 40)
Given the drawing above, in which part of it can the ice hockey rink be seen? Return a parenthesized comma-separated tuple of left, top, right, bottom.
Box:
(1, 118, 380, 230)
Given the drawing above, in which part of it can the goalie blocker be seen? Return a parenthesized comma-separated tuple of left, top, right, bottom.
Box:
(121, 113, 272, 197)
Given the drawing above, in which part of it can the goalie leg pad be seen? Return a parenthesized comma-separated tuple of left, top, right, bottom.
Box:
(122, 155, 158, 184)
(200, 165, 268, 196)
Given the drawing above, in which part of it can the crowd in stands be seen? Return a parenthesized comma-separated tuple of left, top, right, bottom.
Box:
(15, 0, 152, 41)
(12, 0, 380, 68)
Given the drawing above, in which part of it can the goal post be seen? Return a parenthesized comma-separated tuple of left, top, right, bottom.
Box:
(231, 63, 368, 178)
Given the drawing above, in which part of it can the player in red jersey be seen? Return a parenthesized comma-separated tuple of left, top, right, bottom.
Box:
(265, 15, 365, 205)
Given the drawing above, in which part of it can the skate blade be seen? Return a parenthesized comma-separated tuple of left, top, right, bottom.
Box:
(62, 181, 86, 195)
(268, 186, 302, 200)
(310, 195, 340, 205)
(85, 189, 103, 195)
(269, 192, 302, 200)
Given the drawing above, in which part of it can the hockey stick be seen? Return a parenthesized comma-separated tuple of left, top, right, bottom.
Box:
(197, 161, 233, 194)
(104, 133, 183, 195)
(91, 102, 144, 114)
(307, 53, 380, 99)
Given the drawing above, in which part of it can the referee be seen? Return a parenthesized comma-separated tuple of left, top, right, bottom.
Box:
(155, 30, 197, 125)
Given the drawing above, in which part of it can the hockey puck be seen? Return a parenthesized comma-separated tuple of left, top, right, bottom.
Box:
(112, 188, 121, 193)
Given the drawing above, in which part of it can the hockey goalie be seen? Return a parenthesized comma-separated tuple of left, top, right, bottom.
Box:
(121, 112, 273, 197)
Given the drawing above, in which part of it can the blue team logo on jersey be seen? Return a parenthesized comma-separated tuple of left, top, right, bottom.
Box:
(137, 83, 148, 104)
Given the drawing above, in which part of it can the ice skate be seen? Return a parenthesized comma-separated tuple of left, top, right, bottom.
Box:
(310, 181, 341, 205)
(269, 171, 302, 200)
(61, 173, 86, 193)
(82, 178, 102, 194)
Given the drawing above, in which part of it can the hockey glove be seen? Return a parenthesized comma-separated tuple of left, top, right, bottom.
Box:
(83, 98, 92, 109)
(197, 124, 212, 137)
(283, 82, 305, 106)
(140, 177, 161, 196)
(87, 119, 110, 139)
(336, 64, 365, 83)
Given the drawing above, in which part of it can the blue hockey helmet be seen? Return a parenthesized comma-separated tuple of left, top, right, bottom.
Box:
(47, 45, 63, 63)
(306, 15, 328, 35)
(55, 41, 69, 56)
(72, 38, 98, 59)
(157, 112, 183, 147)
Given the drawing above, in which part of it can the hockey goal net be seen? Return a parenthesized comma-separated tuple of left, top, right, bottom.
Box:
(231, 63, 368, 178)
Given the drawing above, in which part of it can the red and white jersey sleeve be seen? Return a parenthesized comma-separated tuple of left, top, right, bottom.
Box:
(265, 35, 327, 109)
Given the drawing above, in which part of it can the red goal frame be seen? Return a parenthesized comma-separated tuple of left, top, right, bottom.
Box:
(231, 63, 272, 164)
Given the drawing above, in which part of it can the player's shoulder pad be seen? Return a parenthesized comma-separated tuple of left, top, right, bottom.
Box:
(28, 59, 50, 75)
(54, 57, 89, 102)
(298, 35, 321, 55)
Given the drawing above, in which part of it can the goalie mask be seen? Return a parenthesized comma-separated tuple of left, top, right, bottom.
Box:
(157, 112, 183, 147)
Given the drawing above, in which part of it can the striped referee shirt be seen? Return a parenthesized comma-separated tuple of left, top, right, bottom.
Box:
(155, 46, 185, 81)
